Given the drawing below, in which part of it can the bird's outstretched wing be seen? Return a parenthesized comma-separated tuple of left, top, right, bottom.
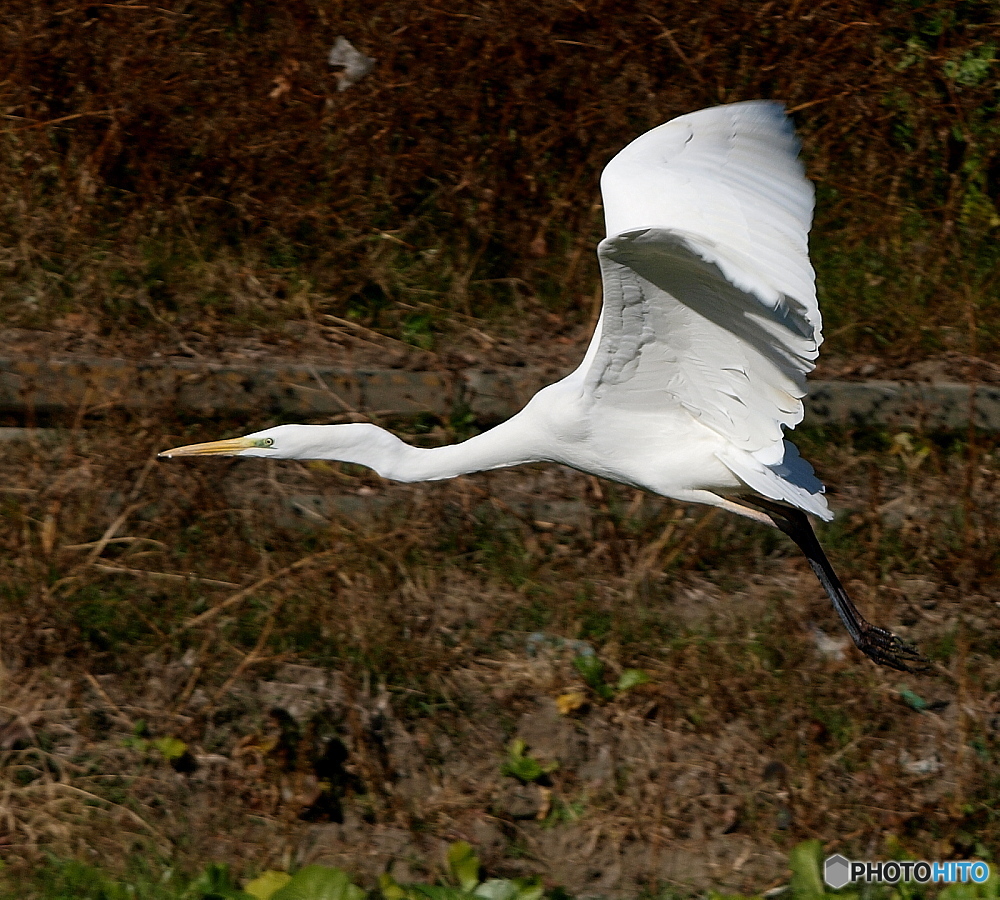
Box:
(575, 101, 819, 467)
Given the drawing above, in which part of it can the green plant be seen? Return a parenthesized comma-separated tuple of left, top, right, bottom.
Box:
(500, 739, 558, 785)
(380, 841, 544, 900)
(571, 654, 650, 701)
(541, 796, 586, 828)
(6, 858, 251, 900)
(246, 866, 364, 900)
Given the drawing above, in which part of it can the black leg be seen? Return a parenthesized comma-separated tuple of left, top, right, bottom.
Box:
(742, 496, 929, 673)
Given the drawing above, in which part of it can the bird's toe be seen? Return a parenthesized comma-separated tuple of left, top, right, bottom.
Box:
(859, 624, 931, 674)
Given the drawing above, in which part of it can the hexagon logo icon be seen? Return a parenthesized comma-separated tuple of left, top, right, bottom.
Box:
(825, 855, 851, 889)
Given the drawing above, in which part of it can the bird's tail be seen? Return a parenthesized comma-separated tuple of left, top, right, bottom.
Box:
(716, 440, 833, 521)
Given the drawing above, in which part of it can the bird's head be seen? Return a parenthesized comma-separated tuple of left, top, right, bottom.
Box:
(158, 424, 293, 459)
(158, 422, 403, 464)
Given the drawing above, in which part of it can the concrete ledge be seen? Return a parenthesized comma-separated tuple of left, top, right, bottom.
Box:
(0, 357, 453, 419)
(2, 356, 999, 431)
(807, 379, 1000, 431)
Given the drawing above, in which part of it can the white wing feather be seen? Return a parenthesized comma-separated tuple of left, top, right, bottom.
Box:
(572, 101, 829, 517)
(600, 101, 817, 325)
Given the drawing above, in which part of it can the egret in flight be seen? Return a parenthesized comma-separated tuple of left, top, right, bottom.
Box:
(161, 101, 924, 672)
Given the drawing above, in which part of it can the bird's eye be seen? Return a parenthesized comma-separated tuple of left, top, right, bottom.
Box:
(262, 438, 274, 447)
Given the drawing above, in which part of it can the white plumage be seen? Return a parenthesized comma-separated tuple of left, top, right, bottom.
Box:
(570, 100, 828, 520)
(161, 101, 926, 672)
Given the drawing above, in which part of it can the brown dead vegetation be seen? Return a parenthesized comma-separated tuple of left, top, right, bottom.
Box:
(1, 0, 999, 363)
(1, 418, 999, 892)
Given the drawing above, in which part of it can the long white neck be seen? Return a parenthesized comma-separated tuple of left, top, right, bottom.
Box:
(268, 418, 548, 482)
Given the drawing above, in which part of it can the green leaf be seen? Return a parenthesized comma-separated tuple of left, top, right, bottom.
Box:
(898, 687, 929, 711)
(152, 736, 188, 761)
(788, 840, 825, 900)
(501, 740, 557, 784)
(572, 654, 605, 690)
(511, 879, 544, 900)
(270, 866, 365, 900)
(502, 756, 545, 783)
(378, 873, 409, 900)
(408, 886, 467, 900)
(447, 841, 481, 892)
(189, 863, 250, 899)
(245, 871, 293, 900)
(472, 878, 544, 900)
(473, 879, 520, 900)
(615, 669, 651, 692)
(943, 45, 995, 87)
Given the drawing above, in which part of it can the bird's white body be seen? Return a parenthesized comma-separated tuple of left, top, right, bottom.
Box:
(169, 101, 830, 525)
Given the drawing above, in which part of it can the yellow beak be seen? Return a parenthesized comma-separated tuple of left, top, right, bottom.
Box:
(158, 437, 257, 458)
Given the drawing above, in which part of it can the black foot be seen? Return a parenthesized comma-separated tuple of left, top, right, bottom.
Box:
(856, 622, 931, 674)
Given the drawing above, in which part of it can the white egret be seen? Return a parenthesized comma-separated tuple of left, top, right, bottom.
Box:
(161, 101, 925, 672)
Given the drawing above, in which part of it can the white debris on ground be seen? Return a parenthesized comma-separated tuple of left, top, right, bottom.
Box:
(328, 36, 375, 91)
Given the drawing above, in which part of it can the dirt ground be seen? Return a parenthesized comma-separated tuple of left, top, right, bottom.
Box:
(1, 359, 999, 893)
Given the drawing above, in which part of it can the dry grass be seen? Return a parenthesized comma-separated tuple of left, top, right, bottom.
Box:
(1, 0, 998, 362)
(1, 416, 999, 892)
